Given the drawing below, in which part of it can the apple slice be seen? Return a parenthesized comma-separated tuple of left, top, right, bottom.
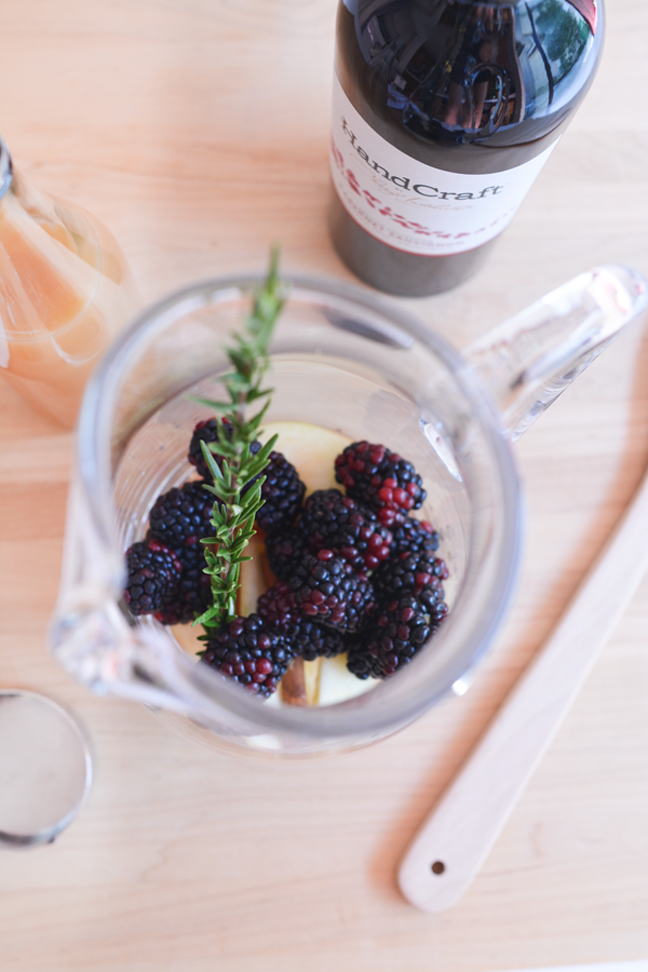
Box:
(172, 619, 204, 659)
(237, 532, 268, 618)
(259, 421, 351, 496)
(303, 659, 322, 703)
(318, 653, 379, 705)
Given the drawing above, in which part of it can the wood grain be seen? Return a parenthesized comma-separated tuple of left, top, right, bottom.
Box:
(399, 455, 648, 912)
(1, 2, 648, 971)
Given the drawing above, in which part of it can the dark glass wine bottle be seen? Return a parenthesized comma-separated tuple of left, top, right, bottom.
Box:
(329, 0, 603, 296)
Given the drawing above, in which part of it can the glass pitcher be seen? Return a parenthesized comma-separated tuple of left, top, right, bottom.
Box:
(49, 265, 647, 757)
(0, 134, 138, 428)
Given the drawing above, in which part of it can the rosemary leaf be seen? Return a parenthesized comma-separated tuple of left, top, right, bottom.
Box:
(196, 249, 285, 631)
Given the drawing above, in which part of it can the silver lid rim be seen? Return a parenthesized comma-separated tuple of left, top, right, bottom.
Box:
(0, 134, 13, 201)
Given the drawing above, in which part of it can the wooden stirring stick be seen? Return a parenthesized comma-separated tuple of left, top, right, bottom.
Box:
(280, 659, 309, 706)
(399, 460, 648, 913)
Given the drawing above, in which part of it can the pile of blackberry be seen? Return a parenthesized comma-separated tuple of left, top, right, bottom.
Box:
(124, 483, 214, 625)
(123, 423, 448, 696)
(123, 418, 307, 630)
(252, 439, 447, 685)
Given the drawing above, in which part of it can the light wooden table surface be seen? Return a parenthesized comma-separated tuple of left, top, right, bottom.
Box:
(1, 2, 648, 970)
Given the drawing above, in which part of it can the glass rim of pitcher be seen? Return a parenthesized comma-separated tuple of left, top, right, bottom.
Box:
(76, 272, 522, 738)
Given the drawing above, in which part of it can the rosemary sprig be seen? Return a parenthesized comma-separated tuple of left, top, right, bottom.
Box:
(193, 250, 284, 631)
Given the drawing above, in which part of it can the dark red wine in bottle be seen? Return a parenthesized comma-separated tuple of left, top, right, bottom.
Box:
(329, 0, 603, 296)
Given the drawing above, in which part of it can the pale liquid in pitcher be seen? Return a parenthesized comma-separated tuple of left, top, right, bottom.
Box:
(0, 171, 137, 427)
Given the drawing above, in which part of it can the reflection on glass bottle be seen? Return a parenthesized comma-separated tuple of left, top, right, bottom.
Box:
(0, 136, 138, 427)
(330, 0, 603, 295)
(361, 0, 598, 145)
(443, 5, 506, 132)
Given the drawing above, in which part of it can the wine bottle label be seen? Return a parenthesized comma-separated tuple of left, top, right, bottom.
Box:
(330, 75, 559, 257)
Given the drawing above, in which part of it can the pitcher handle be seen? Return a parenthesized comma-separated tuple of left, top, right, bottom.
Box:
(463, 265, 648, 441)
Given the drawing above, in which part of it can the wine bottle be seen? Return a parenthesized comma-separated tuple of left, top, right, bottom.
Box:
(329, 0, 603, 296)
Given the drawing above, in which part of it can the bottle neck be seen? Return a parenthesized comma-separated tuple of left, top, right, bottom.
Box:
(0, 136, 13, 201)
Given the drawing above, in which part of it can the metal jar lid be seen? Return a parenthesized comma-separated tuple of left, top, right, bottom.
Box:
(0, 690, 92, 848)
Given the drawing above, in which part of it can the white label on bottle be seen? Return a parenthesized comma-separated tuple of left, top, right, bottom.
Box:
(330, 74, 559, 257)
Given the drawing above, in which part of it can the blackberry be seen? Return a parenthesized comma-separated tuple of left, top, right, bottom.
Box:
(283, 617, 347, 662)
(347, 592, 445, 679)
(257, 451, 306, 534)
(200, 614, 291, 697)
(334, 441, 426, 527)
(390, 518, 439, 557)
(257, 580, 298, 630)
(298, 489, 393, 572)
(288, 551, 376, 632)
(148, 481, 214, 552)
(257, 582, 349, 659)
(123, 539, 182, 616)
(143, 481, 216, 624)
(188, 418, 224, 480)
(265, 527, 307, 581)
(372, 550, 449, 598)
(412, 581, 448, 620)
(190, 421, 303, 535)
(188, 417, 261, 481)
(155, 543, 212, 625)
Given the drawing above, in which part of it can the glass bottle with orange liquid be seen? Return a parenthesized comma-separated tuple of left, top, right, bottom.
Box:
(0, 134, 138, 427)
